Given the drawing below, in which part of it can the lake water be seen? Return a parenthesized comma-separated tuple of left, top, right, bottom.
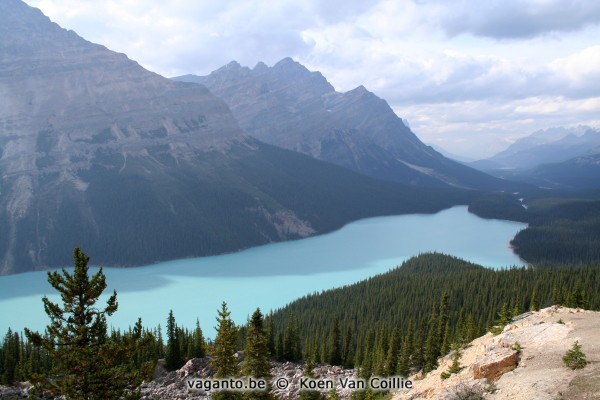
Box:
(0, 206, 526, 336)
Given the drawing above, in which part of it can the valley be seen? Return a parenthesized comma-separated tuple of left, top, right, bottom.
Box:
(1, 1, 599, 399)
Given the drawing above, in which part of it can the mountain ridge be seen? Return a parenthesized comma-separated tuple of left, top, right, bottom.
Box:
(174, 60, 522, 191)
(0, 0, 473, 275)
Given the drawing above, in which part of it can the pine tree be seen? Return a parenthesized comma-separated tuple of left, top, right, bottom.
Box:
(343, 326, 354, 368)
(242, 309, 271, 379)
(266, 313, 276, 357)
(166, 310, 183, 370)
(552, 286, 563, 306)
(242, 309, 273, 400)
(384, 327, 400, 376)
(530, 286, 540, 311)
(211, 302, 239, 377)
(512, 293, 521, 316)
(571, 282, 585, 308)
(283, 312, 301, 362)
(396, 321, 413, 377)
(436, 291, 449, 354)
(329, 318, 342, 366)
(211, 302, 241, 400)
(24, 248, 147, 400)
(1, 329, 19, 384)
(192, 319, 206, 358)
(299, 357, 325, 400)
(440, 321, 451, 357)
(563, 341, 588, 369)
(423, 305, 439, 373)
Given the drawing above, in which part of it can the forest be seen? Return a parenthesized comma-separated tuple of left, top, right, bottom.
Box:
(469, 189, 600, 265)
(2, 251, 599, 399)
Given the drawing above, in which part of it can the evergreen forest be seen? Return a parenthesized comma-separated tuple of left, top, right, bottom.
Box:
(2, 251, 599, 399)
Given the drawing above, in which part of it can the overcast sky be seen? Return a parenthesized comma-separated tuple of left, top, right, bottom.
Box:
(26, 0, 600, 158)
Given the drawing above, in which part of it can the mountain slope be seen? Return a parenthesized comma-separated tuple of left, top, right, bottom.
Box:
(471, 126, 600, 171)
(0, 0, 469, 274)
(174, 60, 519, 191)
(496, 152, 600, 189)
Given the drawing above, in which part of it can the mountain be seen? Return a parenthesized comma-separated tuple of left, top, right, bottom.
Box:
(499, 152, 600, 189)
(0, 0, 471, 275)
(174, 60, 518, 191)
(428, 143, 476, 163)
(471, 126, 599, 171)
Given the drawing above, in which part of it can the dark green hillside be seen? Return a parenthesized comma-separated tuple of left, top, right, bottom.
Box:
(230, 142, 472, 231)
(510, 197, 600, 265)
(269, 253, 600, 370)
(469, 189, 600, 265)
(11, 141, 472, 270)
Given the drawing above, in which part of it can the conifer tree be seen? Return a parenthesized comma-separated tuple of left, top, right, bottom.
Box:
(211, 302, 239, 378)
(563, 341, 588, 370)
(166, 310, 183, 370)
(283, 312, 301, 362)
(343, 326, 354, 368)
(384, 327, 400, 376)
(396, 321, 414, 377)
(329, 318, 342, 366)
(242, 309, 273, 400)
(512, 293, 521, 316)
(265, 313, 276, 357)
(423, 305, 439, 373)
(242, 309, 271, 379)
(155, 325, 165, 358)
(299, 357, 324, 400)
(24, 248, 147, 400)
(436, 291, 449, 353)
(552, 286, 563, 306)
(191, 319, 206, 358)
(570, 282, 585, 308)
(530, 286, 540, 311)
(211, 302, 241, 400)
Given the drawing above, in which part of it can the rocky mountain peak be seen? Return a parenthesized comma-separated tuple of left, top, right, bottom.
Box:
(174, 59, 519, 191)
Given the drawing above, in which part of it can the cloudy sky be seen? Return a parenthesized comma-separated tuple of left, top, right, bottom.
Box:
(26, 0, 600, 158)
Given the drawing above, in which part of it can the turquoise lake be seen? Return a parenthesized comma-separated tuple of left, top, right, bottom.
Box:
(0, 206, 526, 336)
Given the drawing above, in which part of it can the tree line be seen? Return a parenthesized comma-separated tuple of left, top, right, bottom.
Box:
(2, 250, 599, 399)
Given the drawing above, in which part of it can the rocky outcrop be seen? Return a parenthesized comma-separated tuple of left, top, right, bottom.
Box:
(137, 358, 357, 400)
(472, 348, 518, 380)
(392, 306, 600, 400)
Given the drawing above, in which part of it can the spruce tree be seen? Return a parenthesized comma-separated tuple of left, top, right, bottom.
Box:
(283, 312, 301, 362)
(343, 326, 354, 368)
(563, 341, 588, 370)
(242, 309, 271, 379)
(165, 310, 183, 370)
(396, 321, 413, 377)
(24, 248, 147, 400)
(530, 286, 540, 311)
(423, 305, 439, 373)
(192, 319, 206, 358)
(384, 327, 400, 376)
(329, 318, 342, 366)
(211, 302, 240, 378)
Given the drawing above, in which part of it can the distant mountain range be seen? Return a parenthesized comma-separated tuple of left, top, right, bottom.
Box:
(469, 126, 600, 189)
(0, 0, 479, 274)
(470, 126, 600, 171)
(174, 61, 517, 191)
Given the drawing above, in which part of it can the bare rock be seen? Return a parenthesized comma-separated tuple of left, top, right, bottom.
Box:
(472, 348, 518, 380)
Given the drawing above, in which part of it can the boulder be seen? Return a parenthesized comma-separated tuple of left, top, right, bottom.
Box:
(473, 348, 518, 380)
